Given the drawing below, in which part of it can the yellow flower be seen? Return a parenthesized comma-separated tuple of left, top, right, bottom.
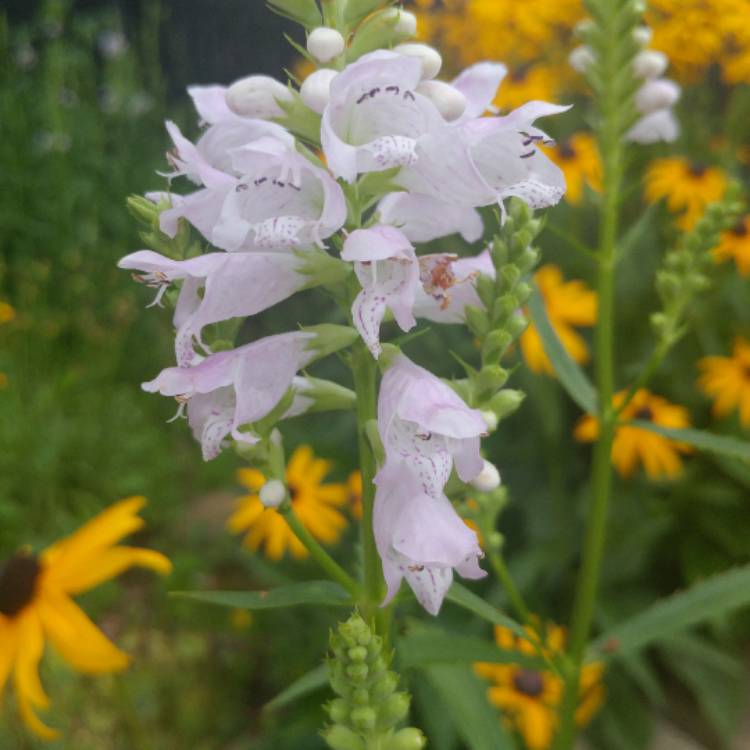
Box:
(475, 623, 604, 750)
(698, 337, 750, 427)
(713, 217, 750, 276)
(0, 497, 171, 739)
(227, 446, 349, 561)
(520, 265, 598, 375)
(575, 389, 692, 479)
(644, 157, 727, 231)
(547, 133, 602, 205)
(0, 302, 15, 325)
(494, 65, 559, 112)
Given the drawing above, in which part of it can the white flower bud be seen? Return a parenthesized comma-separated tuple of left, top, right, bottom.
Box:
(470, 460, 502, 492)
(394, 42, 442, 80)
(633, 26, 653, 47)
(633, 50, 668, 80)
(481, 410, 499, 432)
(226, 75, 293, 119)
(635, 78, 681, 114)
(416, 80, 466, 121)
(300, 68, 338, 114)
(569, 45, 596, 73)
(307, 27, 345, 63)
(383, 8, 417, 38)
(259, 479, 287, 508)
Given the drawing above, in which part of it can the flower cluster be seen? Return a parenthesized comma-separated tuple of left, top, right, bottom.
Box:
(120, 3, 569, 617)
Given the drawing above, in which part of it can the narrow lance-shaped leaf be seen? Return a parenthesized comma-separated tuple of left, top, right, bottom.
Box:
(264, 664, 328, 712)
(445, 583, 526, 637)
(630, 421, 750, 462)
(527, 286, 598, 414)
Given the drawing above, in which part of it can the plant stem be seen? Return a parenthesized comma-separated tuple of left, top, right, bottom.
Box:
(281, 505, 359, 597)
(487, 549, 532, 625)
(351, 340, 384, 625)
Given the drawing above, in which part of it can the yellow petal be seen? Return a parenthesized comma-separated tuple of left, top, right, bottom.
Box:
(227, 496, 264, 534)
(37, 591, 130, 674)
(236, 468, 266, 491)
(0, 616, 19, 697)
(286, 446, 313, 484)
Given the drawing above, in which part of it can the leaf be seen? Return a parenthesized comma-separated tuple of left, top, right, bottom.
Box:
(445, 583, 526, 637)
(264, 664, 328, 712)
(171, 581, 353, 610)
(527, 287, 597, 414)
(423, 664, 515, 750)
(590, 563, 750, 660)
(398, 630, 544, 671)
(630, 421, 750, 462)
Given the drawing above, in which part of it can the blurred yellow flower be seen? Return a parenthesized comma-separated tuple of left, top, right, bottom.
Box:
(644, 158, 727, 231)
(713, 217, 750, 276)
(475, 623, 604, 750)
(575, 389, 692, 479)
(698, 337, 750, 426)
(228, 446, 349, 561)
(494, 65, 559, 111)
(521, 265, 598, 375)
(0, 497, 171, 739)
(547, 133, 602, 205)
(0, 302, 15, 325)
(347, 470, 363, 520)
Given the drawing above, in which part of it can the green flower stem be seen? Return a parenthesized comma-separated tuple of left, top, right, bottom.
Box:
(487, 549, 532, 625)
(351, 340, 385, 625)
(280, 505, 360, 597)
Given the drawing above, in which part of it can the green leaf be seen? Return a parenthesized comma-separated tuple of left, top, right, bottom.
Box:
(171, 581, 353, 610)
(264, 664, 328, 712)
(527, 287, 597, 414)
(423, 664, 515, 750)
(445, 583, 526, 637)
(398, 630, 544, 670)
(590, 562, 750, 660)
(630, 421, 750, 462)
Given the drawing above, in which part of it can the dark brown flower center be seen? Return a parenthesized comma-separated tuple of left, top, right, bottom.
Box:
(633, 406, 653, 421)
(689, 162, 707, 178)
(0, 553, 41, 618)
(731, 221, 748, 238)
(513, 669, 545, 697)
(558, 141, 577, 160)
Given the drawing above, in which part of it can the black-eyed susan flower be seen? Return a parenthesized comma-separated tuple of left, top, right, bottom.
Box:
(713, 217, 750, 276)
(475, 623, 604, 750)
(520, 265, 598, 375)
(644, 157, 727, 231)
(548, 133, 602, 205)
(575, 389, 692, 479)
(0, 497, 171, 739)
(227, 445, 349, 561)
(698, 337, 750, 427)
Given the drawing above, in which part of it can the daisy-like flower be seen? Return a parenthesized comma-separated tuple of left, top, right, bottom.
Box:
(0, 498, 171, 739)
(475, 623, 604, 750)
(520, 265, 597, 375)
(227, 446, 349, 560)
(713, 217, 750, 276)
(698, 337, 750, 427)
(547, 133, 602, 205)
(644, 157, 727, 231)
(575, 389, 692, 479)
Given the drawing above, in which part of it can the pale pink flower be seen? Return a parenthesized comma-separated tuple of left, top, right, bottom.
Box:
(451, 62, 507, 120)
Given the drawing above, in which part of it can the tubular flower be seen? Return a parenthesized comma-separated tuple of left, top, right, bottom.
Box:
(520, 265, 597, 375)
(475, 623, 604, 750)
(0, 498, 171, 739)
(712, 217, 750, 276)
(698, 337, 750, 427)
(547, 133, 602, 205)
(575, 389, 692, 479)
(227, 446, 349, 560)
(644, 157, 727, 231)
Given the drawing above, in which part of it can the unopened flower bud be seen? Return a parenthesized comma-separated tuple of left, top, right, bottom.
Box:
(471, 460, 502, 492)
(635, 79, 681, 114)
(300, 68, 338, 114)
(569, 45, 595, 73)
(307, 27, 346, 63)
(259, 479, 286, 508)
(226, 75, 293, 119)
(384, 8, 417, 37)
(481, 410, 498, 432)
(391, 728, 427, 750)
(632, 26, 653, 47)
(377, 692, 410, 726)
(350, 706, 376, 731)
(393, 42, 442, 79)
(324, 725, 366, 750)
(416, 80, 466, 121)
(633, 50, 668, 80)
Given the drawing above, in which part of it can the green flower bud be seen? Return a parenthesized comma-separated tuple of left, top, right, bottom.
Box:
(348, 646, 368, 663)
(346, 662, 369, 681)
(390, 728, 428, 750)
(295, 376, 357, 413)
(465, 305, 491, 338)
(324, 725, 367, 750)
(328, 698, 350, 724)
(348, 8, 416, 60)
(377, 692, 410, 727)
(303, 324, 359, 362)
(275, 90, 323, 145)
(475, 275, 498, 310)
(297, 247, 352, 288)
(481, 329, 512, 364)
(350, 707, 377, 731)
(485, 389, 525, 421)
(476, 365, 508, 395)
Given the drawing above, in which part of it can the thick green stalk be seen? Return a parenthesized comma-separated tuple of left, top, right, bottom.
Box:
(281, 505, 359, 597)
(351, 340, 383, 623)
